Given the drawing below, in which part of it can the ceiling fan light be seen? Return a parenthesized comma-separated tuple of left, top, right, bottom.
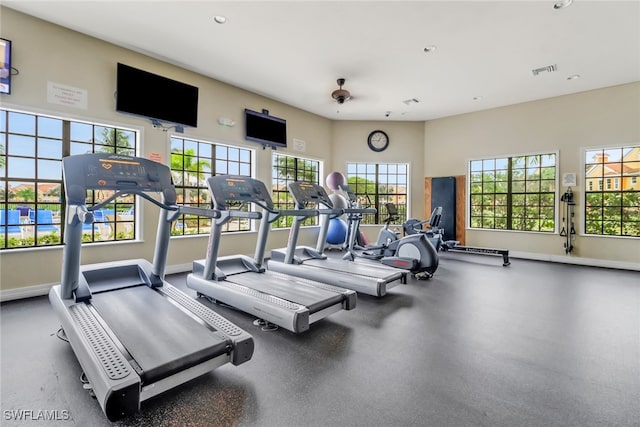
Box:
(331, 78, 351, 104)
(553, 0, 573, 9)
(332, 89, 351, 104)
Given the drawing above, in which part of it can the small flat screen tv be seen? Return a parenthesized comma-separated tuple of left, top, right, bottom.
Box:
(116, 63, 198, 127)
(0, 38, 12, 95)
(244, 109, 287, 149)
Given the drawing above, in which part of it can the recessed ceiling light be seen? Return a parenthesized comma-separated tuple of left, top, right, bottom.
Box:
(553, 0, 573, 10)
(423, 45, 437, 53)
(213, 15, 227, 24)
(567, 74, 580, 80)
(473, 96, 483, 101)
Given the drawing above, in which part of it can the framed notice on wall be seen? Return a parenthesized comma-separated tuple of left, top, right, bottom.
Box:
(562, 173, 577, 187)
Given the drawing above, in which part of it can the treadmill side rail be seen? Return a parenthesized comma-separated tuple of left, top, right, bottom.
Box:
(49, 285, 141, 421)
(159, 284, 254, 365)
(187, 271, 311, 333)
(267, 260, 397, 297)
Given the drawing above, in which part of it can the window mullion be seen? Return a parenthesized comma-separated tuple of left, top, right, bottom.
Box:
(374, 164, 380, 223)
(507, 157, 513, 230)
(60, 120, 71, 240)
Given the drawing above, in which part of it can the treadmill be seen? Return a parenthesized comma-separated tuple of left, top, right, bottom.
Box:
(186, 175, 357, 334)
(49, 153, 254, 421)
(269, 181, 407, 297)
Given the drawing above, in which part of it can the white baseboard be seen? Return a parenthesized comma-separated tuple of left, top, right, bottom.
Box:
(0, 283, 54, 303)
(165, 263, 193, 275)
(1, 256, 637, 303)
(0, 263, 194, 303)
(509, 251, 640, 271)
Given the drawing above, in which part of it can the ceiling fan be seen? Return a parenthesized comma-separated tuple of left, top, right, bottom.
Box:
(331, 78, 351, 104)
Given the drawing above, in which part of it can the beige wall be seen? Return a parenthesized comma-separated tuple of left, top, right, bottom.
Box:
(424, 82, 640, 265)
(0, 8, 330, 292)
(0, 7, 638, 296)
(330, 121, 425, 242)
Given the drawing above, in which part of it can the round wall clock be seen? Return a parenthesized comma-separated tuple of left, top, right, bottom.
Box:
(367, 130, 389, 152)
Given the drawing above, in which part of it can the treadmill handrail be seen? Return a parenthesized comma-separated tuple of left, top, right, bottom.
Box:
(249, 202, 317, 219)
(61, 154, 179, 299)
(273, 208, 318, 219)
(214, 210, 262, 225)
(176, 206, 220, 218)
(253, 208, 318, 267)
(228, 210, 262, 219)
(342, 207, 377, 215)
(90, 190, 178, 213)
(315, 208, 342, 220)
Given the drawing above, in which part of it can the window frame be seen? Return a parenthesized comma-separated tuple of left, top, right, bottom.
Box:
(271, 152, 322, 229)
(345, 162, 410, 225)
(583, 144, 640, 238)
(1, 107, 140, 250)
(169, 135, 255, 236)
(467, 151, 559, 233)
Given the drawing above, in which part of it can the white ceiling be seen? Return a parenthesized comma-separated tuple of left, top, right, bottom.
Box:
(4, 1, 640, 121)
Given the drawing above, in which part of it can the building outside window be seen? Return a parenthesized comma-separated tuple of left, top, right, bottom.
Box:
(0, 109, 137, 250)
(346, 163, 409, 225)
(170, 137, 253, 234)
(272, 153, 321, 228)
(584, 145, 640, 236)
(469, 153, 557, 232)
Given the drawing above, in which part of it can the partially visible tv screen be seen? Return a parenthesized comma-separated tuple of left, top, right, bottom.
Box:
(244, 109, 287, 149)
(116, 63, 198, 127)
(0, 38, 12, 95)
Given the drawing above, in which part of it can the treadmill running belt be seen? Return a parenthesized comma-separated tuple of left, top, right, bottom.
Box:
(226, 272, 344, 313)
(304, 258, 404, 281)
(90, 285, 229, 384)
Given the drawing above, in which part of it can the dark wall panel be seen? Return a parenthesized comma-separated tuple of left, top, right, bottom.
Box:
(431, 177, 456, 241)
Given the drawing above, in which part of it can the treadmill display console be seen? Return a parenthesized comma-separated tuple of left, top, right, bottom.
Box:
(288, 181, 333, 208)
(207, 175, 274, 210)
(63, 154, 173, 204)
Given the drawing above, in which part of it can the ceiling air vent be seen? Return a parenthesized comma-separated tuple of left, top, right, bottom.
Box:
(531, 64, 558, 76)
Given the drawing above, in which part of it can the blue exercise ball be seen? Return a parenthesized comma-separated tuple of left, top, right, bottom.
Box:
(326, 218, 348, 244)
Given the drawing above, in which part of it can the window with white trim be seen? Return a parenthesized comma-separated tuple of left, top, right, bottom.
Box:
(271, 153, 321, 228)
(0, 108, 138, 250)
(584, 145, 640, 237)
(346, 162, 409, 225)
(469, 153, 557, 232)
(170, 136, 253, 234)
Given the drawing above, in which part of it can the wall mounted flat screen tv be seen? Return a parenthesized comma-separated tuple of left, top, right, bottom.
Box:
(116, 63, 198, 127)
(244, 109, 287, 149)
(0, 38, 12, 95)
